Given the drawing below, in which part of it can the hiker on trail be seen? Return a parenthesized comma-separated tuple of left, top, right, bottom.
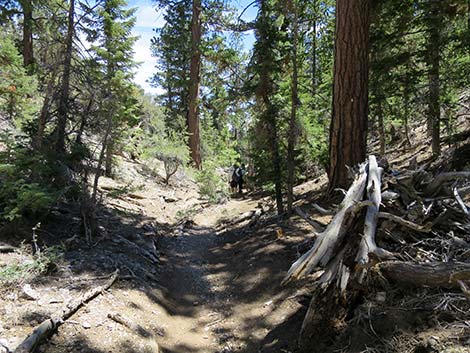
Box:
(229, 164, 239, 193)
(235, 163, 246, 194)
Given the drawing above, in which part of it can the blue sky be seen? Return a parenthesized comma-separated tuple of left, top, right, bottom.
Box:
(127, 0, 257, 94)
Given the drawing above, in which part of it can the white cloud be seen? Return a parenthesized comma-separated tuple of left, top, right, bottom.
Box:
(134, 5, 165, 29)
(128, 2, 164, 95)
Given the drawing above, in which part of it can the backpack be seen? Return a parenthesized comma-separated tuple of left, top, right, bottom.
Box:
(232, 169, 240, 183)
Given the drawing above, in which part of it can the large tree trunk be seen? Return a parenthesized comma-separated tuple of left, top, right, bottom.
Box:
(427, 0, 441, 156)
(187, 0, 202, 169)
(328, 0, 371, 191)
(56, 0, 75, 153)
(20, 0, 34, 70)
(286, 0, 299, 215)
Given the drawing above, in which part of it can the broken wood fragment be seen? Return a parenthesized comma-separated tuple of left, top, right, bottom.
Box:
(356, 156, 394, 267)
(112, 234, 159, 264)
(283, 161, 369, 283)
(14, 269, 119, 353)
(378, 212, 432, 233)
(294, 207, 323, 233)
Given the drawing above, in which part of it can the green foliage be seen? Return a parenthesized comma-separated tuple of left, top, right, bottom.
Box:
(196, 160, 229, 203)
(200, 125, 239, 167)
(0, 245, 62, 286)
(0, 180, 55, 221)
(0, 134, 60, 222)
(0, 31, 39, 124)
(142, 130, 190, 168)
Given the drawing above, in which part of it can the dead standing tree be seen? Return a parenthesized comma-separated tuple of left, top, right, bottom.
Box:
(284, 155, 470, 349)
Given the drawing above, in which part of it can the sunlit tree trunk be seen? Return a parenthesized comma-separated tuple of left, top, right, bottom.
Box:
(328, 0, 371, 191)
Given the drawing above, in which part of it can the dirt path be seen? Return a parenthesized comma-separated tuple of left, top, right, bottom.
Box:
(149, 200, 309, 353)
(155, 226, 221, 352)
(0, 173, 310, 353)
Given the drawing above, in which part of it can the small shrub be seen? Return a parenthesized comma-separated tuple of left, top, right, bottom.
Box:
(0, 245, 62, 286)
(196, 162, 229, 203)
(0, 179, 55, 221)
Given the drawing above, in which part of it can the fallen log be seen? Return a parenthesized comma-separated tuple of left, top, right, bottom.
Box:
(379, 261, 470, 288)
(14, 269, 119, 353)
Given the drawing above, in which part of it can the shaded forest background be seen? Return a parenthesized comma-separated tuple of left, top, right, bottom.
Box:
(1, 0, 470, 225)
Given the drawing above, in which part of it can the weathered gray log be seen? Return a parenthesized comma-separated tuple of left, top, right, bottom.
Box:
(379, 261, 470, 288)
(283, 162, 369, 283)
(356, 156, 394, 266)
(14, 269, 119, 353)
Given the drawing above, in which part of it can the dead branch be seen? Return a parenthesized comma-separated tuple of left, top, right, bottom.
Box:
(377, 212, 432, 233)
(453, 187, 469, 216)
(111, 234, 159, 264)
(426, 171, 470, 196)
(294, 207, 323, 233)
(14, 269, 119, 353)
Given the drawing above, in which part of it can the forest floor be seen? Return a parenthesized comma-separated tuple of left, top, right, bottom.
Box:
(0, 158, 322, 353)
(1, 117, 470, 353)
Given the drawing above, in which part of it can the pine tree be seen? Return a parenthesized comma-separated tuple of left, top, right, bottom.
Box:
(249, 0, 288, 214)
(88, 0, 138, 190)
(328, 0, 371, 191)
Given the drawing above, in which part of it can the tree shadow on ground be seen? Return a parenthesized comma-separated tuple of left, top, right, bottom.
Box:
(1, 193, 316, 353)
